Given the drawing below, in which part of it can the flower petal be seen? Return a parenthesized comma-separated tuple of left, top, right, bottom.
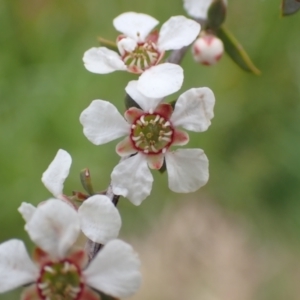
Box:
(171, 87, 215, 132)
(137, 63, 184, 98)
(125, 80, 162, 112)
(146, 153, 164, 170)
(172, 129, 190, 146)
(117, 37, 137, 56)
(78, 195, 122, 244)
(0, 240, 38, 293)
(183, 0, 213, 19)
(124, 106, 144, 124)
(84, 239, 141, 298)
(83, 47, 126, 74)
(41, 149, 72, 198)
(67, 249, 88, 270)
(21, 284, 41, 300)
(26, 199, 80, 258)
(116, 136, 137, 157)
(157, 16, 200, 51)
(113, 12, 159, 42)
(165, 149, 209, 193)
(111, 153, 153, 205)
(80, 100, 130, 145)
(154, 103, 173, 120)
(18, 202, 36, 223)
(80, 286, 101, 300)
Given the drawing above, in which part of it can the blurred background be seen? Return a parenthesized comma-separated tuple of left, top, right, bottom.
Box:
(1, 0, 300, 299)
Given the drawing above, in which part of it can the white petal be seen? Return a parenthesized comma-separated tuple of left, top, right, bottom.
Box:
(117, 37, 137, 56)
(41, 149, 72, 198)
(80, 100, 130, 145)
(157, 16, 200, 51)
(78, 195, 121, 244)
(83, 47, 126, 74)
(137, 63, 184, 98)
(165, 149, 209, 193)
(84, 239, 141, 298)
(125, 80, 162, 112)
(171, 87, 215, 132)
(113, 12, 159, 42)
(18, 202, 36, 223)
(26, 199, 80, 258)
(111, 153, 153, 205)
(0, 239, 38, 293)
(183, 0, 213, 19)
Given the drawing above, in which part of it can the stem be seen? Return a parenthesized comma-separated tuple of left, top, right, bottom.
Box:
(84, 45, 190, 262)
(166, 46, 189, 65)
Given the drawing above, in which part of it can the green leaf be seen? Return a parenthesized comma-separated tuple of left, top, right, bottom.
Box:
(125, 93, 141, 110)
(158, 159, 167, 174)
(97, 36, 118, 51)
(216, 26, 261, 75)
(207, 0, 227, 30)
(80, 168, 94, 195)
(281, 0, 300, 16)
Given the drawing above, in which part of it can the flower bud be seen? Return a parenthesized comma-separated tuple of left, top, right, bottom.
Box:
(192, 34, 224, 66)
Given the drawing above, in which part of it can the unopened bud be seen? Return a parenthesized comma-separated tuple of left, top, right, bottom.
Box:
(192, 34, 224, 66)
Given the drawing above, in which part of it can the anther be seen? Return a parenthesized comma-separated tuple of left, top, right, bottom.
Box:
(38, 282, 49, 289)
(130, 59, 137, 68)
(153, 115, 159, 123)
(62, 262, 71, 273)
(162, 148, 167, 154)
(131, 124, 136, 129)
(44, 266, 56, 274)
(162, 121, 170, 128)
(161, 137, 171, 142)
(151, 145, 159, 153)
(159, 117, 165, 124)
(136, 57, 142, 69)
(140, 115, 148, 125)
(70, 286, 81, 293)
(163, 131, 173, 136)
(132, 136, 141, 141)
(135, 140, 142, 147)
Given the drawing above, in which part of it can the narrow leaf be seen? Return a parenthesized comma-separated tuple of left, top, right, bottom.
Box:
(97, 36, 118, 51)
(281, 0, 300, 16)
(217, 26, 261, 75)
(207, 0, 227, 30)
(80, 168, 94, 195)
(125, 93, 141, 110)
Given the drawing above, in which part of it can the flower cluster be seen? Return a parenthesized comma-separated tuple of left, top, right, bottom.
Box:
(0, 9, 216, 300)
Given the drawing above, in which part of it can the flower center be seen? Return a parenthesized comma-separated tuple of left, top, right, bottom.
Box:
(37, 260, 83, 300)
(130, 113, 174, 154)
(122, 42, 161, 73)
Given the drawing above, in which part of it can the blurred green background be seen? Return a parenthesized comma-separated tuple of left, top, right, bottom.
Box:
(1, 0, 300, 299)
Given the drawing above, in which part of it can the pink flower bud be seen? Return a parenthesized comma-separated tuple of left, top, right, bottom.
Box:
(192, 34, 224, 66)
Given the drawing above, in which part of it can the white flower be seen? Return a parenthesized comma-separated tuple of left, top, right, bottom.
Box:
(183, 0, 227, 20)
(192, 33, 224, 65)
(19, 149, 122, 244)
(80, 81, 215, 205)
(83, 12, 200, 98)
(0, 200, 141, 299)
